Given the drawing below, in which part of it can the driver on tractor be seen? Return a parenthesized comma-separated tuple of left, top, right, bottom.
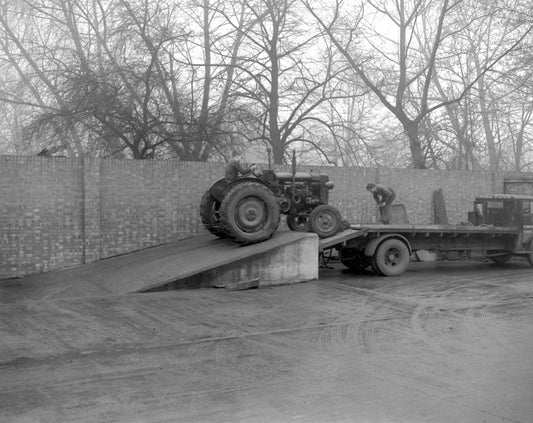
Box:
(225, 150, 257, 180)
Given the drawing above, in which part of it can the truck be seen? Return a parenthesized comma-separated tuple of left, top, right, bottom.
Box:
(322, 194, 533, 276)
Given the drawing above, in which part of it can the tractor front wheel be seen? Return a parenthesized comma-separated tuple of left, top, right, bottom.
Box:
(309, 205, 342, 238)
(219, 181, 280, 245)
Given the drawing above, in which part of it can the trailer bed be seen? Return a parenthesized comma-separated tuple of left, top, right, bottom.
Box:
(320, 224, 521, 253)
(349, 223, 521, 236)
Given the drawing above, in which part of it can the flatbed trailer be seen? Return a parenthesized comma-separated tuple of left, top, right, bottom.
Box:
(319, 194, 533, 276)
(319, 223, 533, 276)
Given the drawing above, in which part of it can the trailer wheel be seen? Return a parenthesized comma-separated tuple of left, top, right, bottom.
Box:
(528, 240, 533, 266)
(340, 258, 371, 272)
(200, 190, 227, 238)
(371, 255, 382, 275)
(490, 253, 511, 265)
(220, 181, 280, 245)
(309, 205, 342, 238)
(340, 248, 370, 272)
(287, 211, 311, 232)
(373, 238, 410, 276)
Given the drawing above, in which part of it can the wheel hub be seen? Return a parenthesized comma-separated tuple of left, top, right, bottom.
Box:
(386, 249, 400, 266)
(236, 197, 265, 230)
(317, 212, 334, 230)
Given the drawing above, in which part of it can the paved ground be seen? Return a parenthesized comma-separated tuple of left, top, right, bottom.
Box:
(1, 259, 533, 422)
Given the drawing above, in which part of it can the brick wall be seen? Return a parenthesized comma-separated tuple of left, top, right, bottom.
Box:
(1, 155, 532, 278)
(503, 176, 533, 195)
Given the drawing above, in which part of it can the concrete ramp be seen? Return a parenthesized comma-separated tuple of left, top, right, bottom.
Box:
(141, 231, 318, 292)
(0, 231, 318, 301)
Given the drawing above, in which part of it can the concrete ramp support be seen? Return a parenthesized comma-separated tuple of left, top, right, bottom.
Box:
(142, 231, 319, 291)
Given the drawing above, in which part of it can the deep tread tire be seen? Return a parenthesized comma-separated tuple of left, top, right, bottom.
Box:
(287, 211, 311, 232)
(219, 181, 280, 244)
(373, 238, 410, 276)
(309, 205, 342, 238)
(200, 190, 227, 238)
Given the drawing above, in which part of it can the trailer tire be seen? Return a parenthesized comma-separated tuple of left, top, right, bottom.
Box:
(340, 260, 370, 272)
(528, 241, 533, 266)
(373, 238, 410, 276)
(490, 254, 512, 265)
(310, 205, 342, 238)
(371, 255, 382, 275)
(340, 256, 371, 272)
(220, 181, 280, 245)
(339, 248, 370, 272)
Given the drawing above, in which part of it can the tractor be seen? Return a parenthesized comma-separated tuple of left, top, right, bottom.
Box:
(200, 156, 342, 245)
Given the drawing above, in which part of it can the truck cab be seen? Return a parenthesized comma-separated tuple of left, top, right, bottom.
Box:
(469, 194, 533, 227)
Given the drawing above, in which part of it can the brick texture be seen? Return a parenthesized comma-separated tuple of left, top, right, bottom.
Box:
(1, 155, 532, 278)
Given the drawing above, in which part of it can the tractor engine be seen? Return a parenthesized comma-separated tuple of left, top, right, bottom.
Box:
(261, 169, 333, 206)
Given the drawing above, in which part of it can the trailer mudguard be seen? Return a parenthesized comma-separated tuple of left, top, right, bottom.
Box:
(364, 234, 412, 257)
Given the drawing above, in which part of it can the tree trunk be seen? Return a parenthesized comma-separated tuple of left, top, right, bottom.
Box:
(473, 59, 498, 171)
(404, 121, 426, 169)
(268, 20, 283, 164)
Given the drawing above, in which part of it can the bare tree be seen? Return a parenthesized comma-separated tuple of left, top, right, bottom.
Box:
(305, 0, 533, 169)
(0, 1, 83, 155)
(0, 0, 254, 160)
(217, 0, 344, 164)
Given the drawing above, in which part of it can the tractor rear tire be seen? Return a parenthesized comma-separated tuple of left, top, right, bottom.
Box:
(309, 205, 342, 238)
(200, 190, 227, 238)
(373, 238, 410, 276)
(219, 181, 280, 245)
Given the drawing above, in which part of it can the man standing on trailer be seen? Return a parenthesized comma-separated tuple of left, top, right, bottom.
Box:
(366, 183, 396, 224)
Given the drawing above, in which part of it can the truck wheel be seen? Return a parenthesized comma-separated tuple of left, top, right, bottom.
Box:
(220, 181, 280, 244)
(340, 258, 371, 272)
(373, 238, 410, 276)
(200, 190, 227, 238)
(309, 205, 342, 238)
(528, 241, 533, 266)
(490, 254, 511, 265)
(340, 248, 370, 271)
(287, 211, 311, 232)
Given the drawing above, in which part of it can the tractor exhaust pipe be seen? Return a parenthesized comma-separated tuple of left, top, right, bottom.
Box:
(266, 147, 272, 170)
(291, 150, 296, 202)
